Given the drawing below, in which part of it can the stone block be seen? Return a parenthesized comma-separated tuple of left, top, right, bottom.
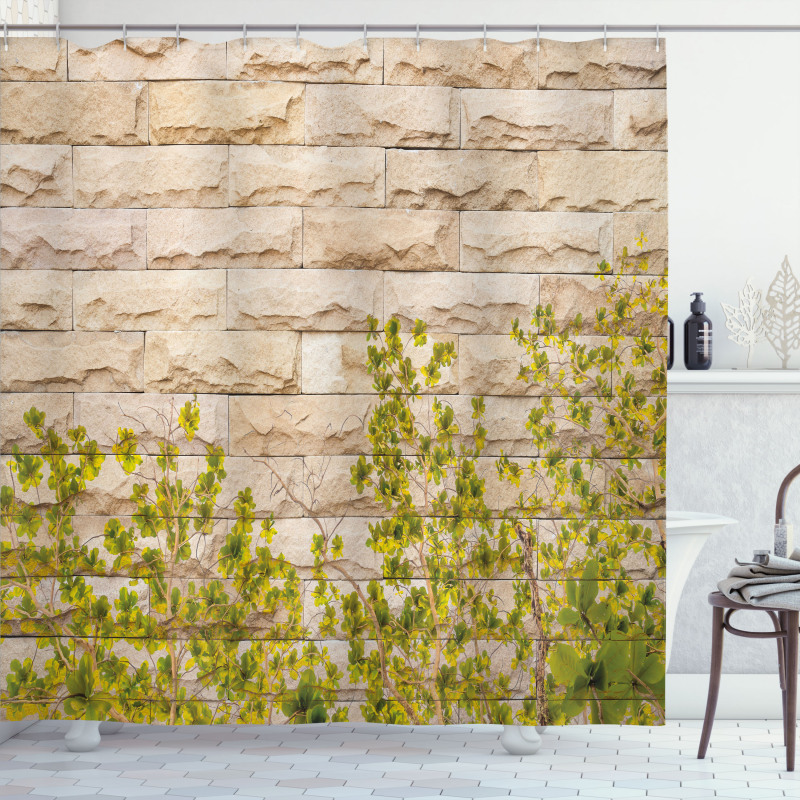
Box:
(73, 270, 226, 330)
(0, 642, 62, 707)
(227, 269, 381, 331)
(540, 274, 666, 335)
(74, 455, 195, 517)
(426, 395, 536, 457)
(549, 394, 661, 459)
(73, 145, 228, 208)
(538, 151, 667, 212)
(68, 38, 226, 81)
(1, 81, 147, 145)
(0, 270, 72, 330)
(226, 37, 382, 83)
(614, 89, 668, 150)
(229, 394, 374, 456)
(458, 335, 542, 396)
(460, 211, 612, 274)
(613, 212, 668, 274)
(539, 274, 608, 332)
(302, 207, 458, 271)
(144, 331, 300, 394)
(0, 145, 72, 207)
(302, 456, 386, 518)
(146, 207, 301, 269)
(41, 456, 302, 521)
(384, 272, 538, 334)
(538, 518, 664, 580)
(479, 456, 599, 518)
(67, 515, 231, 578)
(301, 332, 458, 394)
(306, 84, 458, 148)
(73, 393, 229, 455)
(0, 331, 144, 392)
(384, 37, 537, 88)
(267, 517, 384, 579)
(233, 391, 534, 459)
(603, 457, 665, 521)
(461, 89, 612, 150)
(386, 149, 537, 211)
(221, 456, 305, 519)
(458, 335, 608, 396)
(229, 145, 384, 208)
(616, 337, 669, 394)
(538, 38, 666, 89)
(0, 208, 146, 270)
(0, 37, 66, 80)
(1, 393, 73, 454)
(149, 80, 304, 144)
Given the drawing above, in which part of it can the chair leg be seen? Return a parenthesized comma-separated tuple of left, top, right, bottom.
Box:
(698, 606, 725, 760)
(778, 611, 788, 746)
(785, 611, 798, 772)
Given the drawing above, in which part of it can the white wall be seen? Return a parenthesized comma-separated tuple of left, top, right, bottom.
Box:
(667, 393, 800, 674)
(56, 0, 800, 676)
(667, 30, 800, 370)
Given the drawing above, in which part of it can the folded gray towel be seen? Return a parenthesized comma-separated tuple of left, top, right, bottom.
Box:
(718, 547, 800, 609)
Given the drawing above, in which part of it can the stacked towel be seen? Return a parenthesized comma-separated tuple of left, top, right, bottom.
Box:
(718, 548, 800, 609)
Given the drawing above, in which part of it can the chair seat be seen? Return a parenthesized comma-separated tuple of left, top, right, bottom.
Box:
(707, 590, 790, 614)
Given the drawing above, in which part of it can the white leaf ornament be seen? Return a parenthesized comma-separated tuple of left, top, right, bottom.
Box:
(720, 279, 771, 368)
(765, 256, 800, 369)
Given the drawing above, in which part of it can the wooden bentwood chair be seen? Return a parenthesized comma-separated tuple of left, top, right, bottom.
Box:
(699, 463, 800, 772)
(698, 592, 798, 771)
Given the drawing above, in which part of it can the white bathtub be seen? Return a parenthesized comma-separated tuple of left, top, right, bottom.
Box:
(665, 511, 738, 669)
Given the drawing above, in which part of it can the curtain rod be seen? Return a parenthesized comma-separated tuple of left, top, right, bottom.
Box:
(3, 23, 800, 34)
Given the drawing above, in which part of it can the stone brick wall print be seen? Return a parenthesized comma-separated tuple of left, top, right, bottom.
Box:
(0, 36, 667, 727)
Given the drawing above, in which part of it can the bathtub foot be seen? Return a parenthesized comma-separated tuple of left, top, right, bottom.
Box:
(499, 724, 542, 755)
(98, 720, 123, 735)
(64, 720, 101, 752)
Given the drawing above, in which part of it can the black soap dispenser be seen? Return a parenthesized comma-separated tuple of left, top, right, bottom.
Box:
(684, 292, 712, 370)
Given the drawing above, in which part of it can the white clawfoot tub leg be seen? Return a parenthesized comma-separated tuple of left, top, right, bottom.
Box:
(64, 720, 101, 752)
(499, 725, 542, 755)
(99, 720, 123, 735)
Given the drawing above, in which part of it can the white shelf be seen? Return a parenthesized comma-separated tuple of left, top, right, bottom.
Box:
(668, 369, 800, 394)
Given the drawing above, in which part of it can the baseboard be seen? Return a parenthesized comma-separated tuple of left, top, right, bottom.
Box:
(0, 721, 35, 744)
(667, 673, 784, 719)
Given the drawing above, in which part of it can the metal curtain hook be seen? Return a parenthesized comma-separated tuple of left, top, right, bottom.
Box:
(603, 23, 607, 51)
(243, 23, 247, 50)
(416, 23, 420, 51)
(656, 23, 660, 51)
(483, 22, 487, 51)
(296, 23, 300, 49)
(123, 23, 127, 51)
(3, 22, 7, 52)
(176, 23, 180, 51)
(536, 22, 540, 52)
(363, 23, 367, 50)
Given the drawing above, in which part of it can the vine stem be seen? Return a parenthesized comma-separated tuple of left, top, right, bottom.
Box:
(626, 669, 665, 720)
(514, 522, 550, 726)
(252, 455, 421, 725)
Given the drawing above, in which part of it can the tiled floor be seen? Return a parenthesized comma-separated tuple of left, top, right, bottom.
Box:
(0, 720, 797, 799)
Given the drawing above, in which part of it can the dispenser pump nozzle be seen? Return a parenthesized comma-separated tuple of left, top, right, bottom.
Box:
(690, 292, 706, 314)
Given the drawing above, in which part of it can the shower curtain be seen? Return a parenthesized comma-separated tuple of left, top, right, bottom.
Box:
(0, 34, 667, 727)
